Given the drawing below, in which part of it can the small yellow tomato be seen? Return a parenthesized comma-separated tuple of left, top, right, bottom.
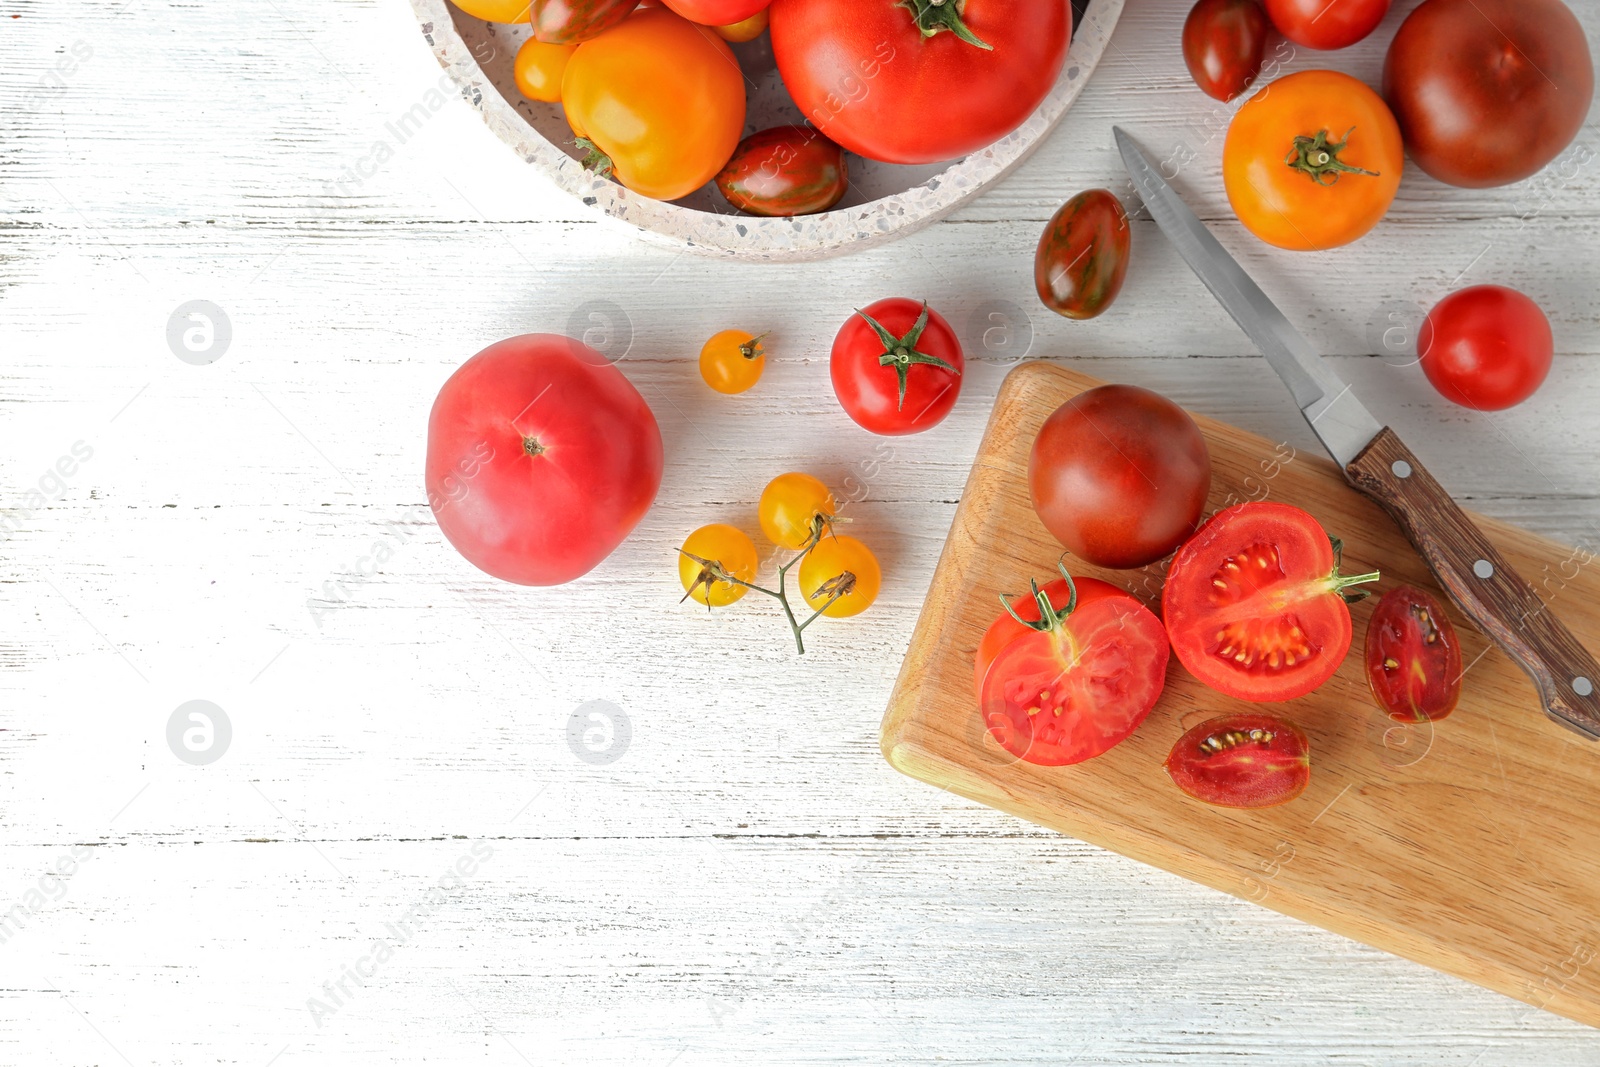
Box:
(714, 8, 767, 41)
(699, 330, 767, 394)
(758, 473, 836, 550)
(450, 0, 530, 22)
(799, 535, 881, 618)
(514, 38, 576, 103)
(679, 524, 758, 607)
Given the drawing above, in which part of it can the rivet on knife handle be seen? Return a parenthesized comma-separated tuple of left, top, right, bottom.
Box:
(1347, 427, 1600, 739)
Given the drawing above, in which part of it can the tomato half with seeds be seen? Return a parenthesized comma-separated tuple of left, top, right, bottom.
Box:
(1162, 502, 1379, 702)
(1365, 586, 1462, 723)
(716, 126, 848, 217)
(980, 578, 1170, 767)
(1165, 713, 1310, 808)
(973, 570, 1137, 701)
(1034, 190, 1131, 321)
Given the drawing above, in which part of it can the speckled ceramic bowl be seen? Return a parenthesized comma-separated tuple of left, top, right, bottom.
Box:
(410, 0, 1125, 261)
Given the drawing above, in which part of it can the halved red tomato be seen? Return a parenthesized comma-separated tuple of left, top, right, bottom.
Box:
(979, 570, 1169, 766)
(1365, 585, 1462, 722)
(1162, 502, 1379, 702)
(973, 571, 1133, 700)
(1165, 712, 1311, 808)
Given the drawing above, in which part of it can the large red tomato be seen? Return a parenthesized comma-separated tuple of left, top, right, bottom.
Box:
(768, 0, 1071, 165)
(425, 335, 664, 586)
(1384, 0, 1594, 188)
(1028, 384, 1212, 570)
(830, 299, 964, 435)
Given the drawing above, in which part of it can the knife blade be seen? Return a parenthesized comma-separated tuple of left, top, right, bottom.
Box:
(1114, 126, 1600, 740)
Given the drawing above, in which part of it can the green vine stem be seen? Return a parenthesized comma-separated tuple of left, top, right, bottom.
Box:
(1285, 127, 1379, 186)
(896, 0, 992, 49)
(574, 137, 614, 180)
(678, 513, 851, 654)
(1328, 536, 1382, 604)
(855, 302, 961, 411)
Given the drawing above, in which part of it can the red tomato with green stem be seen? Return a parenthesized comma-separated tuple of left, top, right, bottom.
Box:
(831, 300, 964, 435)
(980, 569, 1170, 766)
(425, 335, 664, 586)
(1162, 502, 1380, 702)
(768, 0, 1071, 165)
(1165, 713, 1311, 808)
(1183, 0, 1270, 102)
(973, 566, 1136, 699)
(1264, 0, 1388, 50)
(1365, 586, 1463, 722)
(1418, 285, 1553, 411)
(1028, 384, 1212, 570)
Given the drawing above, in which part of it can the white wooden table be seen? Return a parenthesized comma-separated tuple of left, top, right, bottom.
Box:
(5, 1, 1600, 1062)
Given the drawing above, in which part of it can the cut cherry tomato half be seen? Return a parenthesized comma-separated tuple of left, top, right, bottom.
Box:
(1364, 585, 1463, 722)
(1165, 712, 1311, 808)
(973, 573, 1134, 700)
(979, 578, 1169, 767)
(1163, 502, 1379, 702)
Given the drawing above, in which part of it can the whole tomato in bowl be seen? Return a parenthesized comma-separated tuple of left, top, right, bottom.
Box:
(768, 0, 1071, 165)
(425, 335, 664, 586)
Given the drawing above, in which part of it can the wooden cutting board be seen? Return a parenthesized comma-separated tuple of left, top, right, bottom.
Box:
(882, 361, 1600, 1028)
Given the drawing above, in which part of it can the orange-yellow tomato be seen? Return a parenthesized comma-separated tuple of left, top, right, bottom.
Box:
(799, 535, 881, 618)
(1223, 70, 1403, 251)
(699, 329, 766, 394)
(714, 9, 767, 41)
(514, 38, 576, 102)
(450, 0, 530, 22)
(758, 473, 836, 550)
(679, 524, 758, 607)
(562, 8, 746, 201)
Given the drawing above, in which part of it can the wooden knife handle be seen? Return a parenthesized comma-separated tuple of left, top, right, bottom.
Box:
(1347, 428, 1600, 738)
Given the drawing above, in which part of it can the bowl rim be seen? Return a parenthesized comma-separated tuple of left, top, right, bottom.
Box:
(411, 0, 1127, 261)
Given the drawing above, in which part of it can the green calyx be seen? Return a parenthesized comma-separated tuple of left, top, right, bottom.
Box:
(856, 302, 961, 411)
(1000, 560, 1081, 633)
(896, 0, 992, 50)
(575, 137, 614, 180)
(1328, 536, 1381, 604)
(1285, 127, 1379, 186)
(740, 333, 768, 361)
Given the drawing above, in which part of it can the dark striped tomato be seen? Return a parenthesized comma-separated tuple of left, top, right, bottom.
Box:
(1034, 190, 1131, 321)
(531, 0, 641, 44)
(1365, 586, 1462, 723)
(714, 126, 848, 217)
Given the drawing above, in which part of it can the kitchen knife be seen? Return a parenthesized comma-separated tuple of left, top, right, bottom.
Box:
(1114, 125, 1600, 740)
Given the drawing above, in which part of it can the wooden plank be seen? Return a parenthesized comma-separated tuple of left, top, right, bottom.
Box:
(884, 361, 1600, 1028)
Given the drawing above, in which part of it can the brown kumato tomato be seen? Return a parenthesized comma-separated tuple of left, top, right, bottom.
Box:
(715, 126, 848, 217)
(1383, 0, 1593, 188)
(1182, 0, 1270, 102)
(1365, 586, 1463, 723)
(1034, 190, 1131, 320)
(1028, 384, 1211, 569)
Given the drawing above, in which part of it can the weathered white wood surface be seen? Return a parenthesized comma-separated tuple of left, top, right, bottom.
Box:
(3, 0, 1600, 1063)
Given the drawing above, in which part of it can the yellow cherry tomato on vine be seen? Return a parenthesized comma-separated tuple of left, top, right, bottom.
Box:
(714, 9, 768, 41)
(514, 38, 576, 102)
(758, 473, 836, 550)
(678, 524, 758, 607)
(699, 330, 767, 394)
(562, 8, 747, 201)
(799, 535, 881, 618)
(450, 0, 530, 21)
